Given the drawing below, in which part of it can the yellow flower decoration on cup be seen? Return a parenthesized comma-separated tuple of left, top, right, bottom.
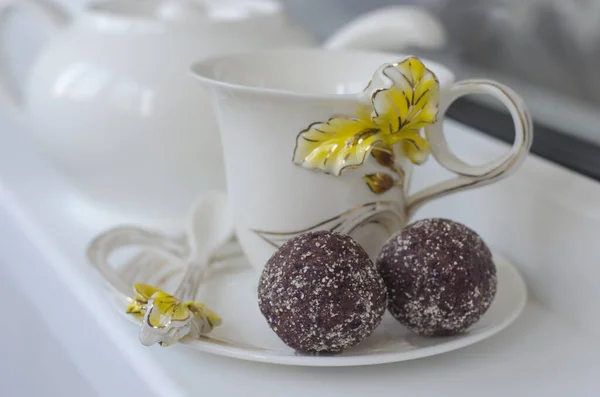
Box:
(293, 57, 439, 180)
(126, 284, 221, 347)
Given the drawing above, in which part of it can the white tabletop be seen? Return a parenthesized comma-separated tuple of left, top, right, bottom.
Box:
(1, 115, 598, 397)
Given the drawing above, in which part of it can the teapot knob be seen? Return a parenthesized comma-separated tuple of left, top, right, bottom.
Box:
(156, 0, 208, 22)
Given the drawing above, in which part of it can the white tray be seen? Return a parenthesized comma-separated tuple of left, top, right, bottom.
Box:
(1, 116, 598, 396)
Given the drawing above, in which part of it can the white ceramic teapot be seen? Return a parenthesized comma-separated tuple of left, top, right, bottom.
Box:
(0, 0, 446, 228)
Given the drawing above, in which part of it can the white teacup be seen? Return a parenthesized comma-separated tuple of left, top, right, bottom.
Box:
(191, 49, 533, 272)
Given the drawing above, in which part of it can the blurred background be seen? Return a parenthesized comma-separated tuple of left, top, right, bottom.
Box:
(2, 1, 600, 396)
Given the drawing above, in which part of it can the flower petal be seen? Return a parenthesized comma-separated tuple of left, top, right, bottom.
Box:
(126, 283, 162, 315)
(133, 283, 161, 303)
(125, 300, 145, 315)
(147, 291, 191, 328)
(187, 303, 222, 335)
(401, 133, 430, 165)
(371, 57, 439, 139)
(355, 103, 375, 124)
(293, 117, 384, 176)
(191, 303, 222, 328)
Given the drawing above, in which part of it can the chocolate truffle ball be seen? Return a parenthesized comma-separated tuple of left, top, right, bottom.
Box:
(258, 231, 387, 353)
(377, 218, 497, 336)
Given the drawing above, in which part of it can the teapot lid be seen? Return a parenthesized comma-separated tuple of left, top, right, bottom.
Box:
(88, 0, 283, 26)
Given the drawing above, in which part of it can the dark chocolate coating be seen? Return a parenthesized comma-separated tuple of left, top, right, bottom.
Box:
(258, 231, 387, 353)
(377, 218, 497, 336)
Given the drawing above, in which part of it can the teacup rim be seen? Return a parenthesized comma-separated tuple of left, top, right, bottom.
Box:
(190, 48, 456, 101)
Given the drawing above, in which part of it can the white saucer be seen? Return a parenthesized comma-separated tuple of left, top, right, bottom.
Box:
(102, 249, 527, 367)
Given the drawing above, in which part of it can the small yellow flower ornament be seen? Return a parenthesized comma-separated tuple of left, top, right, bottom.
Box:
(293, 57, 439, 192)
(126, 283, 221, 347)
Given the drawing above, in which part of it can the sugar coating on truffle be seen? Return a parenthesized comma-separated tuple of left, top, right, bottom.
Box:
(258, 231, 387, 353)
(377, 218, 497, 336)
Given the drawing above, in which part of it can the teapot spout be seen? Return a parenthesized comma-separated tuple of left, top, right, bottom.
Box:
(323, 6, 446, 52)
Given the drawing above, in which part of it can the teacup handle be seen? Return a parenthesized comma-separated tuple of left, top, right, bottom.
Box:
(406, 79, 534, 218)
